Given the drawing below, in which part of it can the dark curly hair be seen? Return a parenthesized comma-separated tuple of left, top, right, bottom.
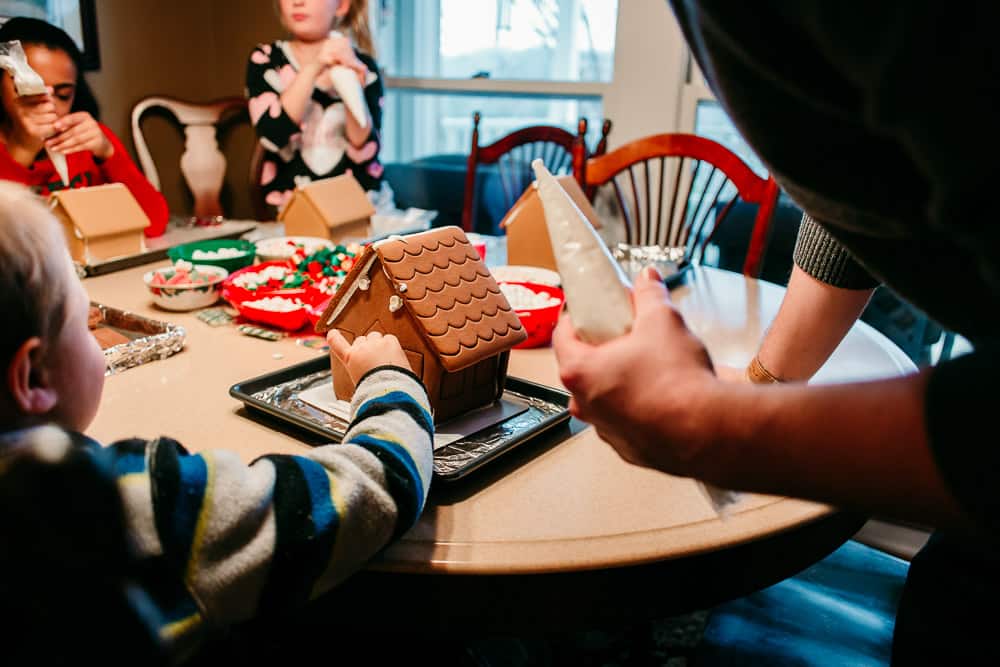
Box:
(0, 16, 100, 119)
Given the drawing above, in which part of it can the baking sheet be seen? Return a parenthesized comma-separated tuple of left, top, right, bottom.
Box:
(297, 383, 529, 450)
(229, 356, 571, 481)
(90, 302, 186, 375)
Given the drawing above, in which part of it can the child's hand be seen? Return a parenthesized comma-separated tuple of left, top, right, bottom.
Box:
(47, 112, 114, 159)
(328, 330, 412, 384)
(317, 34, 369, 85)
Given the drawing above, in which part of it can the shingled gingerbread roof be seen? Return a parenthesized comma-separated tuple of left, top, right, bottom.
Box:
(317, 227, 526, 371)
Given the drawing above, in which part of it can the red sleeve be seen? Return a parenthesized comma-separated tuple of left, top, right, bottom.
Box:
(97, 124, 170, 238)
(0, 144, 33, 185)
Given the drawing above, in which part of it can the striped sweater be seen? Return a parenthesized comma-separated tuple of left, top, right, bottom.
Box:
(0, 365, 433, 661)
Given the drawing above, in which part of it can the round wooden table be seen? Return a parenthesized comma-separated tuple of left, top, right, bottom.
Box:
(85, 262, 913, 632)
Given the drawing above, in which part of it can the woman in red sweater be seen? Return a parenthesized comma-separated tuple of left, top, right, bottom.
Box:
(0, 17, 168, 237)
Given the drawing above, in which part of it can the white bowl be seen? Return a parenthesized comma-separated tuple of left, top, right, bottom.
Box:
(143, 265, 228, 312)
(255, 236, 334, 262)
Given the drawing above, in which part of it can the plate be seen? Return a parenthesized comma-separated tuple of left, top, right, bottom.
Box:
(229, 356, 572, 482)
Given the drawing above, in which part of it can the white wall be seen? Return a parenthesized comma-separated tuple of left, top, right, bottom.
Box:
(602, 0, 688, 147)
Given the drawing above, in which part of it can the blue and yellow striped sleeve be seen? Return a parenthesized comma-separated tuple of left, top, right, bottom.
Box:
(104, 366, 433, 655)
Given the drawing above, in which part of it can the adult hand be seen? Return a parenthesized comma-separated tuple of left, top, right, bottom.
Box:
(327, 330, 411, 385)
(316, 33, 369, 85)
(552, 266, 721, 475)
(47, 112, 113, 159)
(715, 364, 750, 384)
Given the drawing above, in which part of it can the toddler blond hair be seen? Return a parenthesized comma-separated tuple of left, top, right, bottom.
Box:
(0, 182, 73, 367)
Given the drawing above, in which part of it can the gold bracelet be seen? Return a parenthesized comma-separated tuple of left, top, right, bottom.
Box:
(746, 355, 785, 384)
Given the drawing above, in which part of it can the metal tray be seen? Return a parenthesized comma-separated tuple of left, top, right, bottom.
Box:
(91, 302, 186, 375)
(229, 356, 572, 482)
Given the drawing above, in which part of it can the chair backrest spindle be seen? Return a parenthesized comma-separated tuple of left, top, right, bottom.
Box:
(583, 133, 779, 278)
(462, 113, 613, 233)
(131, 96, 247, 219)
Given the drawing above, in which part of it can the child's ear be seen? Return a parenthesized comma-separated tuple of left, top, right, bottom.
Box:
(7, 337, 58, 416)
(335, 0, 352, 18)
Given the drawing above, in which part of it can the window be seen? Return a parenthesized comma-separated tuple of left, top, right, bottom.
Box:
(693, 100, 767, 178)
(372, 0, 618, 162)
(382, 90, 603, 163)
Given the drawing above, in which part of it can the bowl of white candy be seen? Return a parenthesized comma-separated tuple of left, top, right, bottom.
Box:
(235, 295, 309, 331)
(168, 239, 256, 273)
(498, 281, 565, 349)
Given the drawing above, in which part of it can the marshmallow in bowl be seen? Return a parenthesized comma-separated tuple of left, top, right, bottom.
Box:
(499, 283, 561, 310)
(242, 296, 305, 312)
(192, 247, 248, 260)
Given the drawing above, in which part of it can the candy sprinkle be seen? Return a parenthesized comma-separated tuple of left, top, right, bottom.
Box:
(237, 325, 284, 341)
(298, 337, 330, 351)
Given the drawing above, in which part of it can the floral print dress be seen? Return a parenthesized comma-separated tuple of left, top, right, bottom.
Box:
(246, 41, 385, 210)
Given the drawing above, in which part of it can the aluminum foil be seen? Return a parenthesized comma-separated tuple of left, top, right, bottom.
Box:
(91, 303, 186, 376)
(251, 369, 566, 477)
(612, 244, 686, 282)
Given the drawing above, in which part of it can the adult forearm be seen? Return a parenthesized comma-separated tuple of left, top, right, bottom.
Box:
(702, 372, 967, 529)
(755, 265, 874, 381)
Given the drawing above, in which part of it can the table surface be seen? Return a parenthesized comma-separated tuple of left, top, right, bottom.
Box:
(86, 261, 914, 580)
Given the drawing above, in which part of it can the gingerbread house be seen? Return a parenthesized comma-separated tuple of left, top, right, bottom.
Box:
(500, 175, 602, 271)
(278, 172, 375, 243)
(49, 183, 150, 264)
(315, 226, 527, 423)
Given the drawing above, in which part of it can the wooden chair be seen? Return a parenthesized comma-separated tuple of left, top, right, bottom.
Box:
(583, 133, 779, 278)
(131, 96, 247, 219)
(461, 112, 612, 233)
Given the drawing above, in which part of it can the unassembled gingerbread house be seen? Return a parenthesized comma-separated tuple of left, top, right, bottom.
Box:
(315, 226, 527, 423)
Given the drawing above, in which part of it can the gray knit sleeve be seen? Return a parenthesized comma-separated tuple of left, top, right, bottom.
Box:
(792, 214, 880, 289)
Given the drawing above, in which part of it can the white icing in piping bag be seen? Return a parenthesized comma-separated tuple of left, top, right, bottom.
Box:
(0, 41, 46, 95)
(0, 41, 69, 186)
(328, 31, 368, 129)
(531, 158, 632, 344)
(532, 158, 741, 518)
(47, 148, 69, 186)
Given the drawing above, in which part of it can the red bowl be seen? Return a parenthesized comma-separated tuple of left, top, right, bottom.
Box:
(220, 260, 299, 304)
(501, 281, 565, 349)
(235, 298, 310, 331)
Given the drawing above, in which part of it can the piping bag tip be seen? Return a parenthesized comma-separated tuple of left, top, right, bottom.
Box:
(47, 148, 68, 187)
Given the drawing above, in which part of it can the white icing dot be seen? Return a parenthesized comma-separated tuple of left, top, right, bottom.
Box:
(358, 277, 371, 290)
(397, 282, 407, 293)
(388, 295, 403, 312)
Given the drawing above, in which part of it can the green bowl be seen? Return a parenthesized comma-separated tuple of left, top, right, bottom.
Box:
(167, 239, 256, 273)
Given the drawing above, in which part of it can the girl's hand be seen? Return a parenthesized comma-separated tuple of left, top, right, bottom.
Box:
(316, 34, 369, 85)
(6, 93, 58, 147)
(327, 330, 412, 385)
(47, 112, 114, 159)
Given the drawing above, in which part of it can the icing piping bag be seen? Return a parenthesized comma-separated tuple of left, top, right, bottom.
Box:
(0, 40, 45, 95)
(0, 40, 69, 186)
(328, 31, 368, 129)
(531, 158, 632, 344)
(531, 158, 741, 517)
